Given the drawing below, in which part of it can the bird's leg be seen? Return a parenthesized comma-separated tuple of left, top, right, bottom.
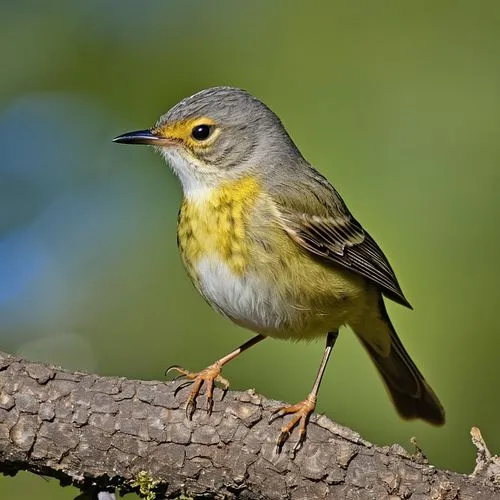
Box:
(270, 330, 339, 455)
(167, 334, 265, 418)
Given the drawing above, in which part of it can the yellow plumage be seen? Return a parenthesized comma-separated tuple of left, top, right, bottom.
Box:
(177, 176, 261, 277)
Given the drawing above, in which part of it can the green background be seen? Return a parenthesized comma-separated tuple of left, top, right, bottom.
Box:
(1, 1, 500, 498)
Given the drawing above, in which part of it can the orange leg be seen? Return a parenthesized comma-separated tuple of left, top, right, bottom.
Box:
(269, 330, 339, 455)
(167, 334, 265, 418)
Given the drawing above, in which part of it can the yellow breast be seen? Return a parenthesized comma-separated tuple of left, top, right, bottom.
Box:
(177, 176, 261, 279)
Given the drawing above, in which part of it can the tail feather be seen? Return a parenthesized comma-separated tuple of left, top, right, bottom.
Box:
(354, 296, 445, 426)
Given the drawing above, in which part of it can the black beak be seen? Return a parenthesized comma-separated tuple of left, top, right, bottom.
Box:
(113, 129, 164, 146)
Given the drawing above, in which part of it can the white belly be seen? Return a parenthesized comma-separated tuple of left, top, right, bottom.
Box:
(195, 257, 294, 335)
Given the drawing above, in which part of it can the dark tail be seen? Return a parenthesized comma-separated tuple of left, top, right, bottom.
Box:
(353, 297, 445, 425)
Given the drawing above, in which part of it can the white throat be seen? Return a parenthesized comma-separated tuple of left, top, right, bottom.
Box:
(160, 148, 220, 202)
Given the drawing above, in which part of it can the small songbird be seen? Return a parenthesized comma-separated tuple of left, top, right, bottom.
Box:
(114, 86, 445, 453)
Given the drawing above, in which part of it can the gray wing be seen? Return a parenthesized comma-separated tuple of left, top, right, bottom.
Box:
(272, 169, 412, 309)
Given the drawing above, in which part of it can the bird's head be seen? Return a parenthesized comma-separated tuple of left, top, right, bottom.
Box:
(113, 86, 299, 197)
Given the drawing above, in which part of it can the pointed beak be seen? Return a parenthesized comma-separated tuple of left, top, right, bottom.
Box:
(113, 129, 171, 146)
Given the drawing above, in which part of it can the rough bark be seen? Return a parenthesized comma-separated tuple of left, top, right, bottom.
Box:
(0, 351, 498, 500)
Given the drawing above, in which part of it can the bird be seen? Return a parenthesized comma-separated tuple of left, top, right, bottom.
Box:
(113, 86, 445, 453)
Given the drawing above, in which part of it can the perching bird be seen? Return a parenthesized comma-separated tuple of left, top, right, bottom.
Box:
(114, 86, 445, 453)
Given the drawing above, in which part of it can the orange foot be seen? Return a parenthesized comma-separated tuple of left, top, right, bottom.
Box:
(166, 364, 230, 418)
(269, 394, 317, 455)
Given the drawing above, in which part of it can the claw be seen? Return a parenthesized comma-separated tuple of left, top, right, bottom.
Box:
(204, 379, 213, 415)
(186, 398, 197, 420)
(291, 418, 308, 457)
(165, 365, 186, 377)
(269, 408, 286, 424)
(174, 380, 194, 397)
(207, 396, 214, 416)
(275, 427, 291, 454)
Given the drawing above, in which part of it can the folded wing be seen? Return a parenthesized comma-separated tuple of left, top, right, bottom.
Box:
(271, 168, 412, 309)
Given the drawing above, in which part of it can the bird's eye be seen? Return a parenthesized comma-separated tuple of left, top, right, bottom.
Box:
(191, 124, 213, 141)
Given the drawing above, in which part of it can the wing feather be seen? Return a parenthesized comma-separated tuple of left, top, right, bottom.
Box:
(271, 171, 412, 309)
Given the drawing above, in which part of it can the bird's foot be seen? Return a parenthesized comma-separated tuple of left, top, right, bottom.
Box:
(166, 363, 229, 418)
(269, 394, 317, 456)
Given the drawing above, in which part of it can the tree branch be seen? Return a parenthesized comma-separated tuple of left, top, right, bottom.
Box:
(0, 351, 498, 499)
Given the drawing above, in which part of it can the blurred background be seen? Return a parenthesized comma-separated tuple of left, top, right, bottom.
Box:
(1, 1, 500, 497)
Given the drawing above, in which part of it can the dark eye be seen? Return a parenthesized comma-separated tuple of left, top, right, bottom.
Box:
(191, 124, 213, 141)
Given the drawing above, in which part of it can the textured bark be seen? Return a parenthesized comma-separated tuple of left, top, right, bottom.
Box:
(0, 351, 498, 500)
